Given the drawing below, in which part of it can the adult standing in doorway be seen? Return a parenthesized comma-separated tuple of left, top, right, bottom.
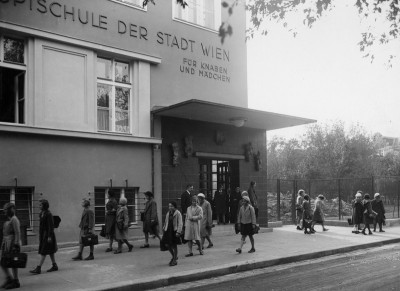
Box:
(104, 190, 118, 252)
(141, 191, 161, 248)
(181, 185, 193, 221)
(214, 185, 226, 224)
(230, 187, 241, 223)
(248, 181, 259, 219)
(0, 203, 21, 289)
(72, 199, 95, 261)
(30, 199, 58, 274)
(198, 193, 213, 249)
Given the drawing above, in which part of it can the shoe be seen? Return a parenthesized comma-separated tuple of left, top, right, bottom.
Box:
(5, 279, 20, 289)
(248, 248, 255, 253)
(114, 249, 122, 254)
(373, 229, 376, 232)
(169, 260, 177, 266)
(304, 230, 310, 234)
(236, 248, 242, 254)
(199, 250, 204, 255)
(128, 244, 133, 252)
(362, 230, 367, 235)
(30, 265, 41, 274)
(1, 277, 12, 288)
(72, 253, 82, 261)
(311, 228, 316, 233)
(207, 243, 214, 248)
(296, 226, 302, 230)
(380, 230, 385, 232)
(105, 248, 113, 252)
(140, 244, 150, 248)
(47, 263, 58, 272)
(185, 253, 193, 257)
(323, 228, 329, 231)
(355, 231, 360, 234)
(84, 253, 94, 260)
(368, 231, 373, 235)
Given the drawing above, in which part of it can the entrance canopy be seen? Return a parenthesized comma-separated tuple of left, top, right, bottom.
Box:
(152, 99, 316, 131)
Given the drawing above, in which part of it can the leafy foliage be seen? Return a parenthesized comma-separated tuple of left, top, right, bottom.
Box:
(267, 121, 400, 179)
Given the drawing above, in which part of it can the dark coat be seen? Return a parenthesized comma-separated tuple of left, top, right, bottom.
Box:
(248, 187, 258, 209)
(38, 210, 58, 255)
(363, 200, 375, 225)
(143, 199, 158, 234)
(302, 200, 312, 220)
(214, 190, 226, 214)
(371, 199, 385, 223)
(105, 198, 118, 237)
(352, 199, 364, 225)
(79, 208, 95, 231)
(230, 191, 241, 222)
(181, 190, 191, 215)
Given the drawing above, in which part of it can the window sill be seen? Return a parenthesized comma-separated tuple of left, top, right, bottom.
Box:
(0, 123, 162, 145)
(173, 18, 219, 34)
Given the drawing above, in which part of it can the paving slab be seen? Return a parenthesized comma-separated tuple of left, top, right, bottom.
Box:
(5, 225, 400, 290)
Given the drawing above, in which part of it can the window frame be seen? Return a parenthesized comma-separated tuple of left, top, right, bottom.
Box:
(93, 187, 140, 226)
(0, 186, 34, 229)
(172, 0, 221, 33)
(0, 35, 27, 125)
(96, 57, 133, 134)
(108, 0, 147, 11)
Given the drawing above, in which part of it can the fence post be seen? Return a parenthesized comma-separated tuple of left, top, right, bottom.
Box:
(292, 180, 296, 224)
(277, 179, 281, 222)
(338, 178, 341, 220)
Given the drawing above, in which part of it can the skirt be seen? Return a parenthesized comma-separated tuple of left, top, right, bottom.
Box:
(240, 223, 254, 236)
(313, 209, 324, 223)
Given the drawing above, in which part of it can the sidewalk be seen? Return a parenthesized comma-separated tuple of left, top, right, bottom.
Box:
(9, 225, 400, 291)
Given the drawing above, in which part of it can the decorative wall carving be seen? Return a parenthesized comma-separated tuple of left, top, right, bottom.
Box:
(215, 131, 226, 145)
(244, 142, 253, 162)
(171, 142, 180, 167)
(254, 151, 262, 171)
(184, 136, 193, 157)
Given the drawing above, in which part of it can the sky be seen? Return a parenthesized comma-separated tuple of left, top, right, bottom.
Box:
(246, 1, 400, 140)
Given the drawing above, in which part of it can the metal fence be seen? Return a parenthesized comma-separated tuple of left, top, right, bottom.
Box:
(266, 177, 400, 224)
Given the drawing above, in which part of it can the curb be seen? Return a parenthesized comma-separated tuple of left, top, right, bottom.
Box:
(80, 237, 400, 291)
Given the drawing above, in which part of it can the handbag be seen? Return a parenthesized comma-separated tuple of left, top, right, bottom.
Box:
(99, 225, 106, 238)
(1, 252, 27, 269)
(253, 224, 260, 234)
(81, 233, 98, 246)
(234, 223, 240, 234)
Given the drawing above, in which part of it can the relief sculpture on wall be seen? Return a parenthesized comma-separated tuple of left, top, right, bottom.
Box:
(171, 142, 180, 167)
(244, 142, 253, 162)
(184, 136, 193, 157)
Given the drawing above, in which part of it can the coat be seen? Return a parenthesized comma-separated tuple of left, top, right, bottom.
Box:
(1, 216, 21, 258)
(199, 200, 212, 237)
(371, 199, 385, 223)
(105, 198, 118, 237)
(214, 190, 226, 213)
(163, 209, 183, 234)
(238, 204, 256, 225)
(38, 210, 58, 255)
(363, 199, 376, 225)
(248, 187, 258, 209)
(230, 191, 241, 222)
(312, 199, 325, 223)
(184, 205, 203, 241)
(181, 190, 192, 215)
(115, 206, 129, 240)
(352, 199, 364, 225)
(302, 200, 312, 220)
(78, 208, 94, 244)
(143, 199, 158, 234)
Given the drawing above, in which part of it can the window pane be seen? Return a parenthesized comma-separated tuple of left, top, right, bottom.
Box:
(113, 0, 142, 7)
(115, 87, 130, 133)
(4, 38, 24, 64)
(97, 58, 112, 79)
(115, 61, 130, 83)
(97, 84, 111, 131)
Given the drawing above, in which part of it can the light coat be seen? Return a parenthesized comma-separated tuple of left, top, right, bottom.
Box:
(115, 205, 129, 240)
(163, 209, 183, 234)
(184, 205, 203, 241)
(238, 204, 256, 225)
(199, 200, 212, 237)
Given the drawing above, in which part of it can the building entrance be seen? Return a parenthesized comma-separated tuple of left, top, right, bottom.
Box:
(199, 158, 239, 222)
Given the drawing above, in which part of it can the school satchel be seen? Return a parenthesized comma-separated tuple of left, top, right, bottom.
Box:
(81, 233, 98, 246)
(53, 216, 61, 228)
(140, 212, 145, 222)
(1, 252, 27, 269)
(99, 225, 106, 238)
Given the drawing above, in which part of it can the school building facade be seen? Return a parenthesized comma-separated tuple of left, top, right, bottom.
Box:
(0, 0, 314, 244)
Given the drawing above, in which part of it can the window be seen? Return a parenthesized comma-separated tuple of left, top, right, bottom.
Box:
(0, 187, 33, 228)
(0, 36, 26, 124)
(97, 57, 132, 133)
(109, 0, 145, 10)
(174, 0, 221, 31)
(94, 187, 139, 225)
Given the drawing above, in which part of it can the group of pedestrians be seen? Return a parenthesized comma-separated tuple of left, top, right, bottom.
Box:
(351, 191, 385, 234)
(295, 189, 387, 235)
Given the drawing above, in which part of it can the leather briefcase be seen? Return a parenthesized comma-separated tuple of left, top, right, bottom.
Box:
(81, 233, 98, 246)
(1, 252, 28, 268)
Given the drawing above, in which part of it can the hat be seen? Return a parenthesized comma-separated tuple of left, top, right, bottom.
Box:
(317, 194, 325, 200)
(144, 191, 154, 198)
(355, 193, 362, 198)
(242, 196, 250, 203)
(197, 193, 205, 198)
(3, 202, 15, 211)
(241, 191, 248, 197)
(374, 193, 380, 198)
(298, 189, 305, 195)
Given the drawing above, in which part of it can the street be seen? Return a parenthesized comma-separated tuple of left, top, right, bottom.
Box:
(159, 244, 400, 291)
